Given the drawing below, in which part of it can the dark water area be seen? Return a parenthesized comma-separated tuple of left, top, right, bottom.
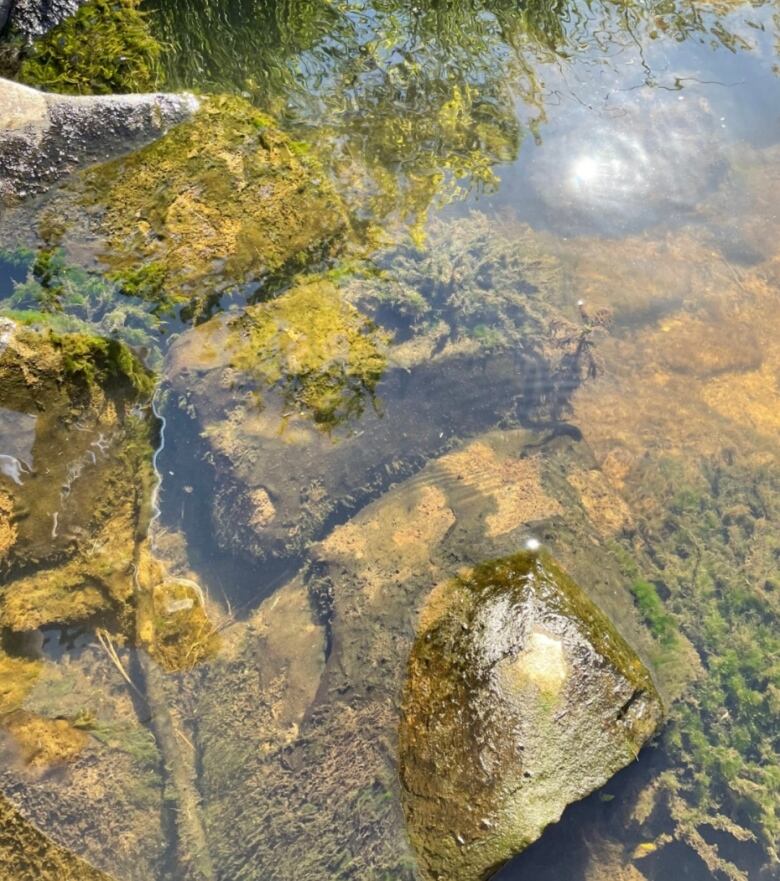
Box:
(2, 0, 780, 878)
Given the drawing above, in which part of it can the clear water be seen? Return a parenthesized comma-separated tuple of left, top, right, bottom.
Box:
(1, 0, 780, 878)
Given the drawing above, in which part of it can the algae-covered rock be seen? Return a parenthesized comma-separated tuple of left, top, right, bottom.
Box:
(399, 551, 663, 881)
(0, 318, 155, 632)
(0, 792, 111, 881)
(0, 77, 197, 205)
(194, 428, 664, 880)
(227, 279, 389, 432)
(80, 95, 347, 310)
(164, 215, 593, 563)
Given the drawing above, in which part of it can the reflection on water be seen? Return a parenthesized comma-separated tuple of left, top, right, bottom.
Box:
(1, 0, 780, 878)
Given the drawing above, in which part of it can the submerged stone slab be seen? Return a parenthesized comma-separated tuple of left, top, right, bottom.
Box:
(0, 77, 198, 204)
(399, 551, 663, 881)
(164, 222, 589, 564)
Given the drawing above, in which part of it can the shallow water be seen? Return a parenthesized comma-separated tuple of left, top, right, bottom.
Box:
(1, 0, 780, 878)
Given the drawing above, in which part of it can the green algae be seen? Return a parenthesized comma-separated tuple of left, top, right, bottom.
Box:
(81, 95, 347, 311)
(228, 278, 389, 432)
(17, 0, 163, 95)
(631, 454, 780, 867)
(347, 212, 564, 351)
(0, 247, 166, 369)
(631, 579, 679, 648)
(52, 332, 154, 395)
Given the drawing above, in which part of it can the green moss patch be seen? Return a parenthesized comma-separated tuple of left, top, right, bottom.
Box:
(227, 279, 388, 432)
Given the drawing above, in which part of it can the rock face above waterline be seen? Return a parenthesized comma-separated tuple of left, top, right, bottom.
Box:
(0, 77, 198, 204)
(400, 551, 663, 881)
(2, 0, 84, 37)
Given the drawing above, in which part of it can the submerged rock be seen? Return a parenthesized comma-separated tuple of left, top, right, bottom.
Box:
(0, 77, 197, 205)
(399, 551, 663, 881)
(76, 94, 347, 310)
(0, 792, 111, 881)
(5, 0, 85, 37)
(194, 428, 664, 880)
(164, 215, 594, 563)
(0, 318, 154, 628)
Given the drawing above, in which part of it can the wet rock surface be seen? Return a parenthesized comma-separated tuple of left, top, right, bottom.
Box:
(4, 0, 85, 37)
(399, 551, 663, 881)
(0, 318, 167, 881)
(0, 77, 198, 205)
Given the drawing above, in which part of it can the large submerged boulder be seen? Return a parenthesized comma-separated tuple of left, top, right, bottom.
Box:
(0, 318, 169, 881)
(0, 77, 198, 204)
(399, 551, 663, 881)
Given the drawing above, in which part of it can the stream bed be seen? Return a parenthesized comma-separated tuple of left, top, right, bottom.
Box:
(1, 0, 779, 879)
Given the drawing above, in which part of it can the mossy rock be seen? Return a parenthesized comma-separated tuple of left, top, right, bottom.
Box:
(81, 95, 348, 310)
(228, 279, 389, 432)
(399, 550, 663, 881)
(0, 792, 111, 881)
(0, 318, 155, 631)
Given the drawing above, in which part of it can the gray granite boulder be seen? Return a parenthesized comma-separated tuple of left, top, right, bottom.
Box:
(0, 77, 198, 204)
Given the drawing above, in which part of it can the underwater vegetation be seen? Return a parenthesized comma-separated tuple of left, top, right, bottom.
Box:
(0, 247, 166, 369)
(347, 212, 565, 350)
(79, 95, 347, 312)
(346, 212, 597, 422)
(228, 279, 389, 432)
(566, 241, 780, 879)
(627, 454, 780, 875)
(16, 0, 163, 94)
(144, 0, 774, 240)
(148, 0, 540, 239)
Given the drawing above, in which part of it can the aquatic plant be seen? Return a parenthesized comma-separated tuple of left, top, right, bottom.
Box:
(622, 453, 780, 873)
(17, 0, 163, 94)
(344, 212, 595, 424)
(631, 579, 678, 648)
(347, 212, 564, 348)
(80, 95, 347, 311)
(228, 278, 389, 432)
(0, 247, 165, 370)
